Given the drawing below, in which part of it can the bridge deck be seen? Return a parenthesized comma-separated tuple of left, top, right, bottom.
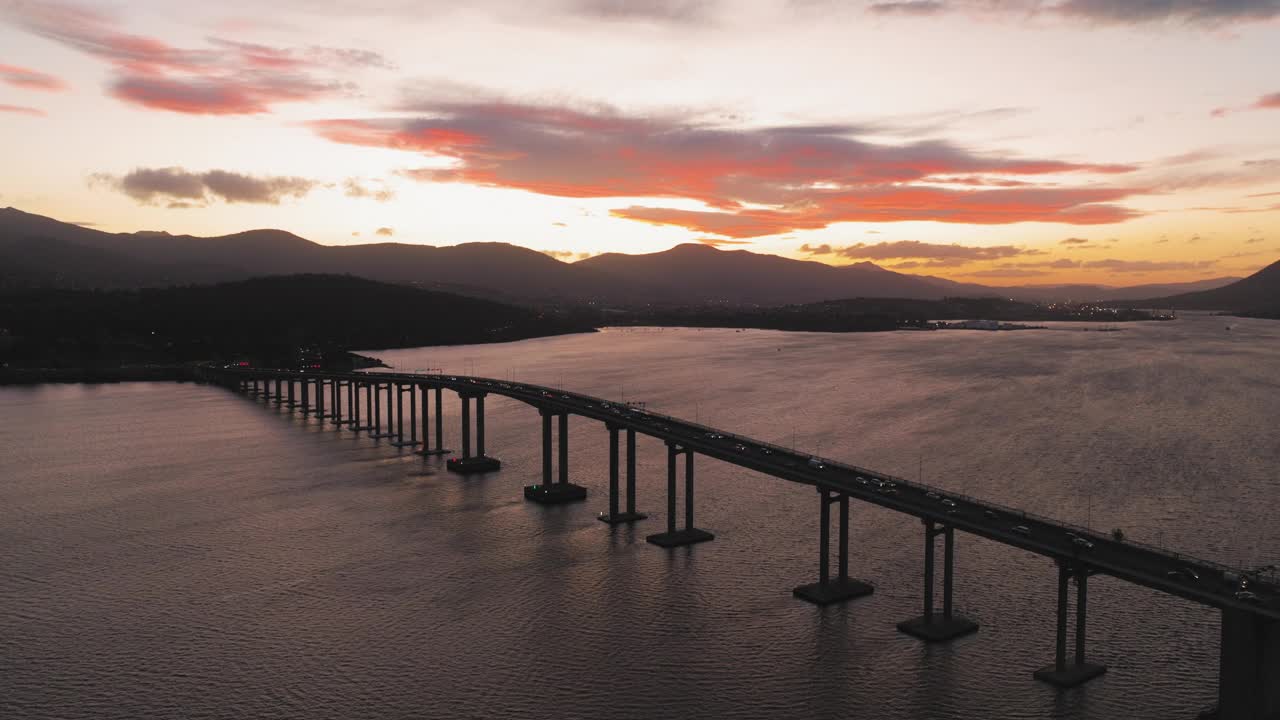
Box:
(234, 367, 1280, 621)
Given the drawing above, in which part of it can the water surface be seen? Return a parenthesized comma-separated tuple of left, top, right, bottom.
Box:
(3, 314, 1278, 719)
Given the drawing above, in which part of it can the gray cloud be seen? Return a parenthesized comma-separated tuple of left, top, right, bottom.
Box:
(1081, 258, 1217, 273)
(824, 240, 1046, 261)
(1060, 237, 1089, 245)
(863, 0, 1280, 25)
(343, 178, 396, 202)
(1056, 0, 1280, 25)
(869, 1, 947, 15)
(962, 267, 1052, 278)
(93, 167, 318, 205)
(570, 0, 716, 22)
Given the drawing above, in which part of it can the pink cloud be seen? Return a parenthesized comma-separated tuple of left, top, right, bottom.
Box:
(0, 64, 67, 91)
(1211, 91, 1280, 117)
(0, 104, 45, 116)
(311, 99, 1142, 235)
(5, 2, 385, 115)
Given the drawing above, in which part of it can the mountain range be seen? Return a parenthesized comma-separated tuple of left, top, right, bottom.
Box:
(0, 207, 1258, 307)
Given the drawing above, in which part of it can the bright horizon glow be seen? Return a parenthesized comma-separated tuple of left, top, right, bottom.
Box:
(1, 0, 1277, 287)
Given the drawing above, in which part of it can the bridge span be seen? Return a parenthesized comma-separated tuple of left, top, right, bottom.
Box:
(199, 365, 1280, 720)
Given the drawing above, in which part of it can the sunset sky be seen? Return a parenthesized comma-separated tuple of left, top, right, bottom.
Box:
(1, 0, 1277, 286)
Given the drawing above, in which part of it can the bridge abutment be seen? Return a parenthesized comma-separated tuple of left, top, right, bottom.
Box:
(793, 488, 874, 604)
(645, 443, 713, 547)
(599, 425, 647, 524)
(898, 519, 980, 641)
(1034, 561, 1107, 687)
(524, 409, 582, 501)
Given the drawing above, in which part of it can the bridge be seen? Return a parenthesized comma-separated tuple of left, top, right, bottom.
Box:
(198, 365, 1280, 720)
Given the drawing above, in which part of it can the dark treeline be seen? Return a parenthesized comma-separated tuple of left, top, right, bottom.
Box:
(610, 296, 1158, 332)
(0, 274, 595, 372)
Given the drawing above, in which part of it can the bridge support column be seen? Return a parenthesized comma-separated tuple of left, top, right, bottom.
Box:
(335, 381, 354, 426)
(350, 381, 366, 431)
(286, 378, 296, 408)
(316, 379, 326, 419)
(448, 392, 501, 474)
(418, 386, 450, 455)
(391, 384, 421, 447)
(898, 520, 979, 641)
(1034, 561, 1106, 687)
(599, 425, 648, 524)
(300, 377, 310, 415)
(645, 444, 713, 547)
(273, 377, 283, 405)
(793, 489, 873, 604)
(1202, 609, 1280, 720)
(370, 382, 392, 438)
(352, 381, 370, 431)
(523, 410, 581, 501)
(329, 379, 342, 425)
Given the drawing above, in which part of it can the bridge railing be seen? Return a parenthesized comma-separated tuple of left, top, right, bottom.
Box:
(594, 392, 1277, 587)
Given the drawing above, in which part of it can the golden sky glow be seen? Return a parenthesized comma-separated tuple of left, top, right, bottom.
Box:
(1, 0, 1277, 286)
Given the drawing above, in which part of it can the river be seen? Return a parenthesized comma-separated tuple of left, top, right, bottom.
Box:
(3, 313, 1278, 719)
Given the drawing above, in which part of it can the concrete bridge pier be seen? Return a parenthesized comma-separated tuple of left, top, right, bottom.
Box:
(793, 488, 873, 604)
(645, 443, 714, 547)
(391, 384, 421, 447)
(334, 380, 355, 426)
(284, 378, 296, 408)
(448, 392, 501, 474)
(898, 519, 980, 641)
(352, 381, 371, 431)
(346, 380, 358, 426)
(598, 425, 648, 524)
(327, 379, 341, 425)
(1202, 609, 1280, 720)
(272, 377, 283, 405)
(523, 410, 581, 501)
(369, 382, 393, 438)
(299, 377, 311, 416)
(1034, 561, 1107, 687)
(417, 385, 451, 456)
(315, 379, 327, 419)
(347, 381, 361, 429)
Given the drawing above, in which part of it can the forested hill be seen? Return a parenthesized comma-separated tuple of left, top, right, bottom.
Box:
(0, 274, 596, 370)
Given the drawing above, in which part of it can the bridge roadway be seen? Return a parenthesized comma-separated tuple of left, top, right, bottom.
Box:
(350, 369, 1280, 622)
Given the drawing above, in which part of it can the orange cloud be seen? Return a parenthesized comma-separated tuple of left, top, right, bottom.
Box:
(0, 64, 67, 91)
(611, 186, 1138, 237)
(311, 100, 1142, 235)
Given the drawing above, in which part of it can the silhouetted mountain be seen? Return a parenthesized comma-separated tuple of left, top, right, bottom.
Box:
(1138, 259, 1280, 312)
(2, 207, 1242, 306)
(989, 278, 1240, 303)
(575, 243, 954, 303)
(0, 209, 964, 302)
(0, 274, 596, 371)
(0, 208, 627, 300)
